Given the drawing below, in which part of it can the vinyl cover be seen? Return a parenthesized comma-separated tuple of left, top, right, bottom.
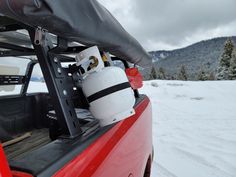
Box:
(0, 0, 152, 67)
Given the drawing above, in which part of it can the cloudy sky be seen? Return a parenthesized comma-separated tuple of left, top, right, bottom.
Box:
(99, 0, 236, 51)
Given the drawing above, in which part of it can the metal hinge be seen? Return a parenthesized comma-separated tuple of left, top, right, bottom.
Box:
(34, 27, 47, 46)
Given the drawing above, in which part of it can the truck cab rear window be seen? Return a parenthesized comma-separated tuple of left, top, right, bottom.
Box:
(27, 64, 48, 93)
(0, 57, 30, 96)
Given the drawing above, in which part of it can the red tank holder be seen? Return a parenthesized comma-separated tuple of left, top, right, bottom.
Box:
(125, 68, 143, 89)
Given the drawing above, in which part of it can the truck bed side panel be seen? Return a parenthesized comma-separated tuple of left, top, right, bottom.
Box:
(53, 96, 152, 177)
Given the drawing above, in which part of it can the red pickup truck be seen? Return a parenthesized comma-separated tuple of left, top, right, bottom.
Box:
(0, 1, 153, 177)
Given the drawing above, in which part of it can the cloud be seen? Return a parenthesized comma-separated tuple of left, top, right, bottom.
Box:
(98, 0, 236, 51)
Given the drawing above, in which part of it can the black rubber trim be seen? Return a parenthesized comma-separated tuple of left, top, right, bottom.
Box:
(9, 125, 113, 177)
(87, 82, 131, 103)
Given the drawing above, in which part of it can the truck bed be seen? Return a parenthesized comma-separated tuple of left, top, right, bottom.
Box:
(4, 128, 50, 161)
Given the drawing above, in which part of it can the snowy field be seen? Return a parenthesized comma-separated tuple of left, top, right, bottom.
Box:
(140, 80, 236, 177)
(1, 80, 235, 177)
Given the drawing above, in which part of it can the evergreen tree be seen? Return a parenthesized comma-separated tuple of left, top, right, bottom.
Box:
(157, 67, 166, 80)
(229, 49, 236, 80)
(149, 66, 158, 80)
(171, 75, 176, 80)
(177, 65, 188, 80)
(216, 38, 234, 80)
(197, 68, 208, 81)
(208, 72, 215, 80)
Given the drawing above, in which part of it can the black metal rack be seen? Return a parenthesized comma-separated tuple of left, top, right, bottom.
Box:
(0, 23, 84, 138)
(0, 17, 139, 138)
(27, 29, 83, 138)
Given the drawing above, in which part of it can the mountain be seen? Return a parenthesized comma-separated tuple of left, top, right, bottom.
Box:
(149, 36, 236, 80)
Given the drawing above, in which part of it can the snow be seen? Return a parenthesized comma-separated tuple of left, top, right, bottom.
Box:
(28, 81, 48, 93)
(0, 82, 48, 96)
(140, 80, 236, 177)
(1, 80, 235, 177)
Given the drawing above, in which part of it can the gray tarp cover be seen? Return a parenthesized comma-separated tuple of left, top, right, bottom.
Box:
(0, 0, 152, 67)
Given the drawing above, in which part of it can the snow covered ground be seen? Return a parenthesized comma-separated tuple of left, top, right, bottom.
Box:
(1, 80, 235, 177)
(140, 80, 236, 177)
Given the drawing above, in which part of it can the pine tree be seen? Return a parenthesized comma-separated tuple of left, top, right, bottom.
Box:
(171, 75, 176, 80)
(177, 65, 188, 80)
(149, 66, 158, 80)
(229, 49, 236, 80)
(157, 67, 166, 80)
(208, 72, 215, 80)
(216, 38, 234, 80)
(197, 68, 208, 81)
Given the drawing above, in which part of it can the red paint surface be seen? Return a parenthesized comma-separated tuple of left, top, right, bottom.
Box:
(53, 97, 152, 177)
(11, 171, 33, 177)
(0, 144, 12, 177)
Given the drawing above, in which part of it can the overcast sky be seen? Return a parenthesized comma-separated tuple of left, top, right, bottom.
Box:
(99, 0, 236, 51)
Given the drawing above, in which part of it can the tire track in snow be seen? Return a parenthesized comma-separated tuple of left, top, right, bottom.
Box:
(173, 147, 235, 177)
(152, 161, 178, 177)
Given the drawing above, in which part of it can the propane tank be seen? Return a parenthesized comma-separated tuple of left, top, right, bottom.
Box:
(75, 46, 104, 77)
(76, 46, 135, 127)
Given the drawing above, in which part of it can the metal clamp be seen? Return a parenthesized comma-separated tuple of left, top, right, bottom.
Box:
(34, 27, 47, 46)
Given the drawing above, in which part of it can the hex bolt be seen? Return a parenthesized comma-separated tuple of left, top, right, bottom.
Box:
(57, 68, 62, 74)
(63, 90, 67, 96)
(54, 57, 58, 63)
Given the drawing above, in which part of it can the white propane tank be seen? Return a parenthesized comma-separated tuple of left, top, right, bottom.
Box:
(76, 46, 135, 127)
(75, 46, 104, 77)
(82, 66, 135, 127)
